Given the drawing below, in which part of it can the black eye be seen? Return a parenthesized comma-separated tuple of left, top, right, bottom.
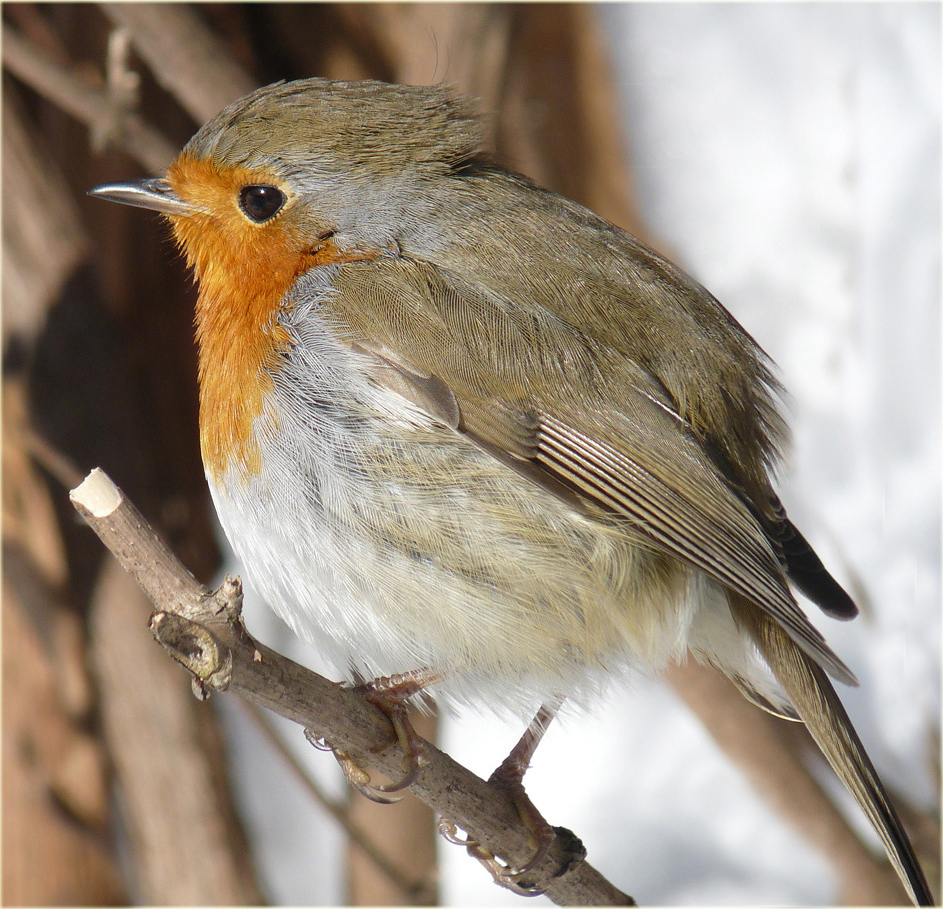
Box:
(239, 184, 285, 223)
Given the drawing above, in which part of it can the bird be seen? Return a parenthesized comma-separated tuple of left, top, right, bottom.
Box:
(91, 77, 932, 904)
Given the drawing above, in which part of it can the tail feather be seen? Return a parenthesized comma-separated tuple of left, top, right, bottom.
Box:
(732, 595, 934, 906)
(779, 518, 859, 620)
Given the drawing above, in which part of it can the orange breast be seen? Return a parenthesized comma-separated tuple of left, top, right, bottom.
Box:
(166, 154, 383, 482)
(167, 155, 303, 482)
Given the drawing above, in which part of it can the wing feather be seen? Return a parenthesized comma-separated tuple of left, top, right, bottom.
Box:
(318, 258, 856, 684)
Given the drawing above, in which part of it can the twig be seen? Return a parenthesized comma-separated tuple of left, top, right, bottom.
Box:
(70, 468, 635, 906)
(22, 428, 85, 492)
(99, 3, 256, 123)
(1, 25, 176, 172)
(237, 700, 434, 905)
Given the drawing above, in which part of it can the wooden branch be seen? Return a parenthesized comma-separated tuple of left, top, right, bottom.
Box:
(100, 3, 256, 123)
(70, 469, 635, 906)
(237, 699, 434, 903)
(89, 556, 264, 904)
(1, 25, 177, 172)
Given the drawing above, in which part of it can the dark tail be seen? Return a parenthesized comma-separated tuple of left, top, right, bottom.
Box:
(732, 595, 934, 906)
(780, 518, 858, 620)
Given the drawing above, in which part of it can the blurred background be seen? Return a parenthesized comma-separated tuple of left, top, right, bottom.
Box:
(3, 3, 939, 905)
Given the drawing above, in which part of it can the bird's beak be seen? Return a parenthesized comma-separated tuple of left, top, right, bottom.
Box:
(88, 177, 192, 216)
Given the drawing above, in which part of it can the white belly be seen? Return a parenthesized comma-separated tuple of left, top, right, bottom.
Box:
(204, 297, 755, 718)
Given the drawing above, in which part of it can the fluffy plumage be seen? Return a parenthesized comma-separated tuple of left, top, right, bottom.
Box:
(91, 77, 932, 905)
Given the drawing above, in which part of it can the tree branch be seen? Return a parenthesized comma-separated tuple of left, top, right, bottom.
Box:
(70, 468, 635, 906)
(237, 699, 434, 904)
(1, 25, 176, 172)
(99, 3, 256, 122)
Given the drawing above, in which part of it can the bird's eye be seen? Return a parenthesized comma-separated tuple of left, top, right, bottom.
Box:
(239, 184, 285, 223)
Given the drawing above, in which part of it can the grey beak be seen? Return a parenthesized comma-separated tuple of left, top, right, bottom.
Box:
(88, 177, 192, 215)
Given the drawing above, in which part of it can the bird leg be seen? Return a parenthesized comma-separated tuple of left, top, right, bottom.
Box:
(437, 698, 585, 895)
(305, 666, 442, 804)
(488, 701, 562, 883)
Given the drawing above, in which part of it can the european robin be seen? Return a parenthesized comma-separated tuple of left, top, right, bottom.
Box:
(91, 78, 931, 903)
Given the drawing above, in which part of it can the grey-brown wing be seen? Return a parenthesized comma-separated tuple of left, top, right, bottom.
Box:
(321, 257, 855, 685)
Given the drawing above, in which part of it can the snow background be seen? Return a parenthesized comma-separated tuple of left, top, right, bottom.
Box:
(216, 4, 941, 905)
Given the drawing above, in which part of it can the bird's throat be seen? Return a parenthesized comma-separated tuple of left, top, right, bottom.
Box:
(191, 268, 293, 483)
(165, 156, 301, 482)
(165, 154, 385, 483)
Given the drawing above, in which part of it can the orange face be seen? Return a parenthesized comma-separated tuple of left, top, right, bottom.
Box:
(166, 154, 385, 481)
(166, 154, 304, 481)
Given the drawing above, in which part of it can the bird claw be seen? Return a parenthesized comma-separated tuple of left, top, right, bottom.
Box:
(435, 817, 546, 896)
(484, 730, 586, 890)
(436, 701, 583, 895)
(492, 825, 584, 895)
(357, 678, 430, 792)
(304, 727, 412, 803)
(436, 816, 473, 846)
(496, 822, 555, 881)
(479, 822, 558, 895)
(302, 670, 435, 803)
(477, 851, 547, 896)
(486, 761, 556, 879)
(341, 749, 409, 804)
(436, 816, 582, 897)
(303, 730, 333, 752)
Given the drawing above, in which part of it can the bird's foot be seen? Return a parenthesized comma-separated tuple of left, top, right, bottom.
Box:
(488, 753, 585, 890)
(486, 699, 584, 890)
(435, 698, 584, 896)
(436, 815, 584, 897)
(305, 668, 441, 803)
